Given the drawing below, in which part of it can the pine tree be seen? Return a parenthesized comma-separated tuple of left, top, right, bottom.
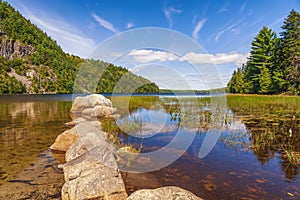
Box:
(227, 68, 244, 93)
(272, 37, 286, 93)
(259, 65, 272, 94)
(244, 26, 277, 93)
(280, 9, 300, 94)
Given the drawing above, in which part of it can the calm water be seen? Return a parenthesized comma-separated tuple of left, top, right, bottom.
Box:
(0, 95, 72, 199)
(0, 94, 299, 199)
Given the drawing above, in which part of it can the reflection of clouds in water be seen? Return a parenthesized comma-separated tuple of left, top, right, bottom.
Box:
(226, 119, 247, 132)
(138, 123, 177, 137)
(117, 108, 177, 138)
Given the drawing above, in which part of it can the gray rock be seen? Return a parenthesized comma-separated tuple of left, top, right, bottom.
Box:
(81, 108, 94, 116)
(127, 186, 202, 200)
(91, 106, 115, 118)
(0, 36, 34, 59)
(62, 153, 127, 200)
(65, 117, 87, 127)
(65, 132, 118, 170)
(71, 94, 112, 113)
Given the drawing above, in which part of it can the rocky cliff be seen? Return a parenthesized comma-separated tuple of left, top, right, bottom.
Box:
(0, 32, 34, 59)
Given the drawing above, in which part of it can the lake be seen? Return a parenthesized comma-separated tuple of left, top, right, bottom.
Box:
(0, 94, 299, 199)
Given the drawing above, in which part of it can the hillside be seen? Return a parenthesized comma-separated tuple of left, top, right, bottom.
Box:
(0, 1, 159, 94)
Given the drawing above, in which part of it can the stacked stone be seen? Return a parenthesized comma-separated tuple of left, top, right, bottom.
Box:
(50, 94, 202, 200)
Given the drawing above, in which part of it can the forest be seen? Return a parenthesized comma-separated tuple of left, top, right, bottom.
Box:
(227, 10, 300, 95)
(0, 1, 159, 94)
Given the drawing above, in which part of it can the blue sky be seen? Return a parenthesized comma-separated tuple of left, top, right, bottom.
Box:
(6, 0, 300, 89)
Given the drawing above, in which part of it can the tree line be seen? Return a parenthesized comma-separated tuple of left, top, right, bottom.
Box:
(227, 10, 300, 95)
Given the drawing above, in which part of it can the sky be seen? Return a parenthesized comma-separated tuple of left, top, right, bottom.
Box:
(6, 0, 300, 90)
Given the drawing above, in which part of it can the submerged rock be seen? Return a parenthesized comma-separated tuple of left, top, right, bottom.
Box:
(70, 94, 112, 113)
(126, 186, 202, 200)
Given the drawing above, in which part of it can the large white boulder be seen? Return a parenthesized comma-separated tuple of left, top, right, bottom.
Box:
(70, 94, 112, 113)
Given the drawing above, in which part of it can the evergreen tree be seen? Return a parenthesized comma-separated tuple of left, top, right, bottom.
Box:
(259, 65, 272, 94)
(272, 37, 286, 93)
(227, 68, 244, 93)
(280, 9, 300, 94)
(244, 26, 277, 93)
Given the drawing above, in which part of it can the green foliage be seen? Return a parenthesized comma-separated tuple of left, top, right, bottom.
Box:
(73, 59, 159, 94)
(259, 65, 272, 94)
(228, 10, 300, 95)
(280, 9, 300, 94)
(0, 1, 159, 94)
(0, 73, 26, 93)
(227, 67, 245, 93)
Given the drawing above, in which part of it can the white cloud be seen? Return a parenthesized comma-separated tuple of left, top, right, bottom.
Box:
(183, 52, 247, 65)
(163, 6, 182, 28)
(126, 22, 134, 29)
(127, 49, 180, 63)
(18, 3, 95, 57)
(126, 49, 248, 67)
(192, 18, 207, 40)
(92, 13, 118, 33)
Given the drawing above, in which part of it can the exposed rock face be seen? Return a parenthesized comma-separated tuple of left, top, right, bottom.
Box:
(0, 36, 34, 59)
(70, 94, 112, 114)
(126, 186, 202, 200)
(50, 127, 79, 152)
(62, 153, 127, 200)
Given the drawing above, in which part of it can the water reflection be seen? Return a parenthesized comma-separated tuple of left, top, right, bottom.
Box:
(0, 97, 71, 186)
(108, 95, 300, 179)
(106, 95, 300, 198)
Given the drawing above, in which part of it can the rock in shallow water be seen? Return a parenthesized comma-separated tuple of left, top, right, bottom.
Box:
(62, 153, 127, 200)
(50, 127, 79, 152)
(126, 186, 202, 200)
(65, 118, 87, 127)
(70, 94, 112, 113)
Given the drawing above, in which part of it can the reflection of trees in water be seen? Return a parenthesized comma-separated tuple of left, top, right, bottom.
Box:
(0, 100, 72, 184)
(227, 95, 300, 180)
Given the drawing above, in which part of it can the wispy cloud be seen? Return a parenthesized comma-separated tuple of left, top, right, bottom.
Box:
(163, 6, 182, 28)
(16, 2, 95, 57)
(239, 2, 247, 13)
(269, 16, 285, 28)
(92, 13, 118, 33)
(193, 18, 207, 40)
(126, 22, 134, 29)
(215, 22, 241, 42)
(217, 1, 229, 13)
